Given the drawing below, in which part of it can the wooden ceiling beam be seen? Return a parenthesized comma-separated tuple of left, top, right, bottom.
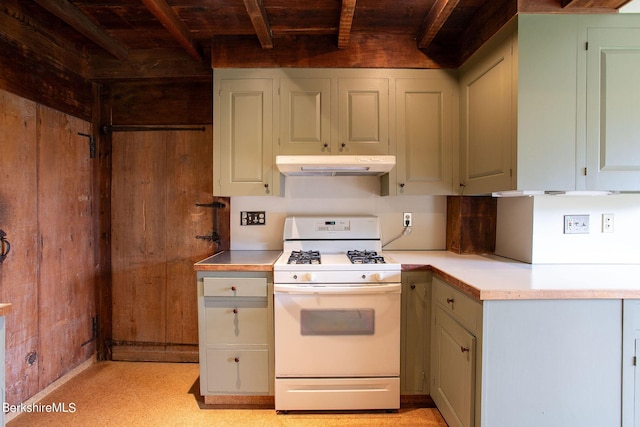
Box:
(338, 0, 357, 49)
(32, 0, 128, 60)
(416, 0, 460, 49)
(140, 0, 203, 61)
(242, 0, 274, 49)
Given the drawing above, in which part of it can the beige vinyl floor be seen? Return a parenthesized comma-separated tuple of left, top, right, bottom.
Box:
(7, 361, 448, 427)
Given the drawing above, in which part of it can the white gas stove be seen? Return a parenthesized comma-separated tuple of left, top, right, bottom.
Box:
(273, 216, 401, 412)
(274, 216, 401, 283)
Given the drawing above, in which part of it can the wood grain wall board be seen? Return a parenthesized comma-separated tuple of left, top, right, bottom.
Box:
(211, 34, 457, 69)
(107, 80, 213, 126)
(111, 131, 168, 346)
(94, 83, 112, 361)
(36, 104, 96, 389)
(0, 38, 93, 122)
(446, 196, 497, 254)
(0, 89, 40, 405)
(165, 127, 214, 346)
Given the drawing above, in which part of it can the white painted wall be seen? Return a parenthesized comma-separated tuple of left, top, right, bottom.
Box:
(620, 0, 640, 13)
(496, 194, 640, 263)
(230, 176, 447, 251)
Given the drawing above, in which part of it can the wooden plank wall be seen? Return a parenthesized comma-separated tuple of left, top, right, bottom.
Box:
(0, 90, 39, 404)
(0, 89, 96, 405)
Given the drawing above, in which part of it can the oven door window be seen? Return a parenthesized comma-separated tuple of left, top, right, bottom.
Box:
(300, 309, 374, 335)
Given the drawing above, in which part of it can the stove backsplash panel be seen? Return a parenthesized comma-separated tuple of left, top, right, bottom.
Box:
(229, 176, 447, 251)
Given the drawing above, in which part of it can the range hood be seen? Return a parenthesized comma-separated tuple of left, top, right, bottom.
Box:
(276, 155, 395, 176)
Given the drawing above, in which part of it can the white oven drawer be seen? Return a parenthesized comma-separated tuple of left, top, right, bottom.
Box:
(203, 277, 267, 297)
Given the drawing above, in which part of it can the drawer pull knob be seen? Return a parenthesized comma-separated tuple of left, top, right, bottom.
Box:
(447, 298, 455, 304)
(231, 286, 237, 291)
(234, 357, 240, 363)
(410, 284, 416, 290)
(233, 308, 238, 314)
(461, 346, 470, 353)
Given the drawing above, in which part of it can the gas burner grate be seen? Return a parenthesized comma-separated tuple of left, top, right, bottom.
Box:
(347, 250, 386, 264)
(287, 250, 321, 264)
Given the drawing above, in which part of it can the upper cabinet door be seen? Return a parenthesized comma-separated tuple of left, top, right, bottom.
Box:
(393, 78, 455, 195)
(279, 78, 331, 155)
(458, 35, 514, 195)
(215, 79, 277, 196)
(586, 28, 640, 191)
(337, 78, 389, 155)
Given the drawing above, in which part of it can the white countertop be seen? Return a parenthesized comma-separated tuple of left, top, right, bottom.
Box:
(384, 251, 640, 300)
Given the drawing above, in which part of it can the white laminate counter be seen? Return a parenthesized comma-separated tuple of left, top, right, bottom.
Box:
(385, 251, 640, 300)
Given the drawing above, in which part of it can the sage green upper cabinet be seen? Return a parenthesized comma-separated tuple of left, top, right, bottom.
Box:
(458, 28, 515, 195)
(337, 78, 389, 155)
(459, 14, 640, 195)
(388, 77, 457, 195)
(586, 26, 640, 191)
(278, 74, 389, 155)
(214, 77, 281, 196)
(279, 78, 332, 155)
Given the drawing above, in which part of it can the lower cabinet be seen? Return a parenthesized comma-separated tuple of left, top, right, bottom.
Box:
(197, 272, 274, 400)
(431, 277, 482, 427)
(623, 299, 640, 427)
(400, 271, 431, 395)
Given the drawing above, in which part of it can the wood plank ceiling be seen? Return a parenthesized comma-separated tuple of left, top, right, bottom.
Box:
(16, 0, 633, 78)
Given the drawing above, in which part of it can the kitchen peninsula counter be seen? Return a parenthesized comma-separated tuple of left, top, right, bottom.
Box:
(385, 250, 640, 300)
(194, 250, 281, 272)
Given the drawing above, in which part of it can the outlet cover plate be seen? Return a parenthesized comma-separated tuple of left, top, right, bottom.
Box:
(564, 214, 590, 234)
(241, 211, 265, 226)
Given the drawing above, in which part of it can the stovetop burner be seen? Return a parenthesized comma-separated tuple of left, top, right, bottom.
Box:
(347, 250, 386, 264)
(287, 250, 321, 264)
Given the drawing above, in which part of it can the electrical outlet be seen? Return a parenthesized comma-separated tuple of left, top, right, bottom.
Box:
(564, 215, 590, 234)
(602, 213, 614, 233)
(403, 212, 412, 227)
(241, 211, 266, 226)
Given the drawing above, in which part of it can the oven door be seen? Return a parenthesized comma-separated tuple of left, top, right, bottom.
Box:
(274, 283, 400, 378)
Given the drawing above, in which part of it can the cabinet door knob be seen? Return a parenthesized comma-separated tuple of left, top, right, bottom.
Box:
(264, 183, 270, 194)
(234, 357, 240, 363)
(447, 298, 455, 304)
(339, 142, 346, 152)
(460, 346, 470, 353)
(233, 308, 238, 314)
(231, 286, 237, 292)
(410, 284, 416, 290)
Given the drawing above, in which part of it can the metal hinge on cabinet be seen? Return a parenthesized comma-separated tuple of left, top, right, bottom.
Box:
(634, 356, 637, 366)
(583, 167, 587, 176)
(586, 41, 589, 51)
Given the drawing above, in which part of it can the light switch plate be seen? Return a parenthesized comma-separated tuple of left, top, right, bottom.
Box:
(564, 215, 590, 234)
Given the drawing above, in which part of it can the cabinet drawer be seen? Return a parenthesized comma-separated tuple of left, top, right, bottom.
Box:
(433, 277, 482, 334)
(203, 277, 267, 297)
(204, 303, 269, 345)
(205, 349, 269, 394)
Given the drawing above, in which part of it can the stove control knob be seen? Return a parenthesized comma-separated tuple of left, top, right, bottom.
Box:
(301, 273, 313, 282)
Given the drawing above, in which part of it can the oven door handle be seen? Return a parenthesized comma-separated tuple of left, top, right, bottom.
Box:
(274, 283, 401, 295)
